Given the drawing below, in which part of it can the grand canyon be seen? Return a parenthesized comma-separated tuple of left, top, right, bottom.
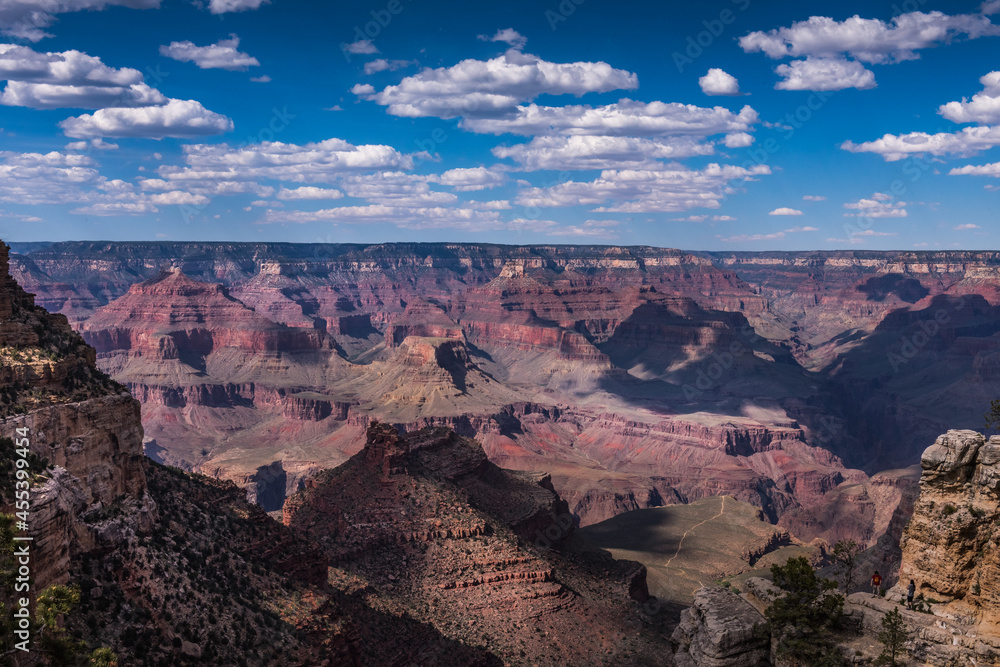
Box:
(2, 240, 1000, 664)
(13, 241, 995, 545)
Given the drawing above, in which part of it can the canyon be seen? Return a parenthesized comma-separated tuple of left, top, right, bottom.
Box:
(0, 241, 672, 665)
(10, 242, 1000, 552)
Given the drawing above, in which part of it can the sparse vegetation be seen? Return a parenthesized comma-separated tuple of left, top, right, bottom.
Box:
(875, 607, 908, 666)
(766, 556, 846, 666)
(831, 539, 863, 593)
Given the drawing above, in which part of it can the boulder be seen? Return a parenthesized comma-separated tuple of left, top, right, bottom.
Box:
(671, 586, 769, 667)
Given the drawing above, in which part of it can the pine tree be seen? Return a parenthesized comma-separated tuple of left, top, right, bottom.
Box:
(766, 556, 846, 666)
(875, 607, 908, 666)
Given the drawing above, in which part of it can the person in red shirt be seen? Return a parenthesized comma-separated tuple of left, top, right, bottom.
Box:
(871, 571, 882, 596)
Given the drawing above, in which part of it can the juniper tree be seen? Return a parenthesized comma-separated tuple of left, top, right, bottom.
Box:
(766, 556, 846, 666)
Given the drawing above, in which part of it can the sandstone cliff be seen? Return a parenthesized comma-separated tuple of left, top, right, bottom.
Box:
(283, 422, 672, 665)
(895, 429, 1000, 625)
(0, 240, 153, 594)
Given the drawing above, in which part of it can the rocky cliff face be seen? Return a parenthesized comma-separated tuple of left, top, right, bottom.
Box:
(0, 240, 153, 594)
(895, 429, 1000, 625)
(24, 241, 999, 550)
(283, 422, 670, 665)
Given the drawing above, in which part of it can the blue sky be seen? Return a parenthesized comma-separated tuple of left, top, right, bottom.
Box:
(0, 0, 999, 249)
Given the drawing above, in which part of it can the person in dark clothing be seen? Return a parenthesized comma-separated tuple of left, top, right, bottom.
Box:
(871, 571, 882, 596)
(907, 580, 916, 609)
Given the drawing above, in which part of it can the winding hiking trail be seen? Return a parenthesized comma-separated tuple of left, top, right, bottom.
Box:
(663, 495, 727, 570)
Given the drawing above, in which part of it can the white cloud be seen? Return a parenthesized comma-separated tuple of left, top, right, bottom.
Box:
(842, 125, 1000, 160)
(985, 0, 1000, 14)
(671, 214, 736, 221)
(436, 167, 506, 191)
(939, 71, 1000, 124)
(843, 193, 907, 217)
(157, 140, 418, 187)
(478, 28, 527, 50)
(0, 150, 99, 204)
(493, 134, 714, 170)
(740, 12, 1000, 64)
(723, 132, 753, 148)
(950, 161, 1000, 176)
(263, 204, 506, 231)
(0, 81, 166, 109)
(954, 223, 981, 230)
(357, 50, 638, 118)
(699, 68, 741, 96)
(149, 191, 210, 205)
(0, 43, 169, 109)
(515, 163, 771, 213)
(276, 186, 344, 200)
(769, 207, 803, 215)
(342, 40, 378, 55)
(802, 195, 826, 201)
(0, 0, 160, 42)
(363, 59, 417, 75)
(208, 0, 269, 13)
(250, 75, 271, 83)
(71, 201, 157, 215)
(462, 100, 759, 137)
(774, 57, 876, 91)
(719, 225, 817, 242)
(548, 219, 620, 238)
(160, 35, 259, 71)
(60, 98, 233, 139)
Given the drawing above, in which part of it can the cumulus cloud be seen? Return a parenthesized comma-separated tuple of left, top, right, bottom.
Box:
(478, 28, 527, 50)
(774, 57, 876, 91)
(436, 167, 506, 191)
(0, 150, 99, 204)
(699, 68, 741, 96)
(356, 50, 638, 118)
(843, 192, 907, 217)
(250, 75, 271, 83)
(493, 135, 714, 170)
(208, 0, 268, 13)
(842, 125, 1000, 161)
(363, 59, 417, 75)
(160, 35, 260, 71)
(276, 186, 345, 200)
(156, 139, 419, 187)
(954, 223, 981, 229)
(149, 191, 210, 205)
(950, 161, 1000, 176)
(723, 132, 753, 148)
(802, 195, 826, 201)
(461, 100, 759, 137)
(515, 163, 771, 213)
(0, 43, 170, 109)
(769, 207, 803, 215)
(60, 98, 233, 138)
(1, 81, 166, 109)
(939, 71, 1000, 124)
(740, 11, 1000, 64)
(263, 204, 506, 231)
(0, 0, 160, 42)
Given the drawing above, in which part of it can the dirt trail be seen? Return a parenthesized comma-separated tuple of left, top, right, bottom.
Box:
(663, 495, 727, 569)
